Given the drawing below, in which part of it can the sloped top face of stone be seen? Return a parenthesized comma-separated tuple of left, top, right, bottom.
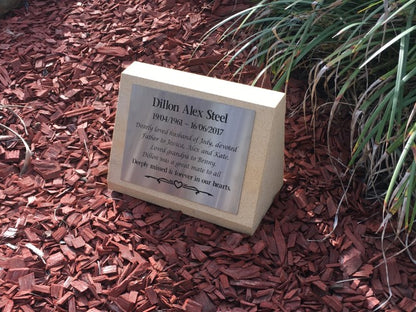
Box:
(0, 0, 23, 16)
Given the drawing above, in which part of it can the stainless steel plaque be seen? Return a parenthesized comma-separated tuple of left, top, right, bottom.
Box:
(121, 85, 255, 214)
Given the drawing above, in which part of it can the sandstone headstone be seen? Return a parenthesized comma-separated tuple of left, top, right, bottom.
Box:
(108, 62, 285, 234)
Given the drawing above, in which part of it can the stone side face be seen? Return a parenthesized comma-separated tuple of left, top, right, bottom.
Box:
(108, 61, 286, 234)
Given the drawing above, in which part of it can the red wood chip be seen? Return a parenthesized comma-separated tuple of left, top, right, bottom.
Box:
(183, 298, 202, 312)
(46, 252, 65, 269)
(32, 160, 61, 180)
(60, 244, 77, 261)
(56, 291, 73, 306)
(157, 244, 178, 264)
(71, 236, 86, 249)
(230, 280, 277, 289)
(52, 227, 67, 242)
(232, 243, 251, 256)
(32, 285, 51, 295)
(366, 296, 380, 309)
(273, 220, 287, 264)
(68, 296, 76, 312)
(20, 305, 34, 312)
(380, 258, 402, 286)
(4, 150, 20, 162)
(398, 297, 416, 312)
(326, 196, 338, 218)
(293, 188, 308, 208)
(6, 268, 30, 282)
(96, 46, 129, 57)
(340, 248, 362, 276)
(191, 245, 208, 262)
(220, 265, 261, 280)
(322, 295, 343, 312)
(312, 280, 328, 292)
(101, 265, 118, 275)
(18, 273, 35, 292)
(2, 299, 13, 312)
(145, 286, 159, 305)
(50, 284, 64, 299)
(70, 280, 89, 293)
(252, 240, 266, 254)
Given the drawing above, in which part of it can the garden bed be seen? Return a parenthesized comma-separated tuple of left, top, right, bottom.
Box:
(1, 0, 415, 311)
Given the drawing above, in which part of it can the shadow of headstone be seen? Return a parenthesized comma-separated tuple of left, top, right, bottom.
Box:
(0, 0, 23, 16)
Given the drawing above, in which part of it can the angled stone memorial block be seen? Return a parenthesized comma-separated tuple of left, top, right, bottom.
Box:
(108, 61, 285, 234)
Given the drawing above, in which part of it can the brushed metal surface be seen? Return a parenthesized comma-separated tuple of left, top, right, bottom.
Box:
(121, 84, 255, 214)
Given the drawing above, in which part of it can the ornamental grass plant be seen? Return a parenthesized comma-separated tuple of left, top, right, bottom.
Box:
(203, 0, 416, 253)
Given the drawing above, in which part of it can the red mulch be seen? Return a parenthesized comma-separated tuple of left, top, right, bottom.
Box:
(1, 1, 416, 311)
